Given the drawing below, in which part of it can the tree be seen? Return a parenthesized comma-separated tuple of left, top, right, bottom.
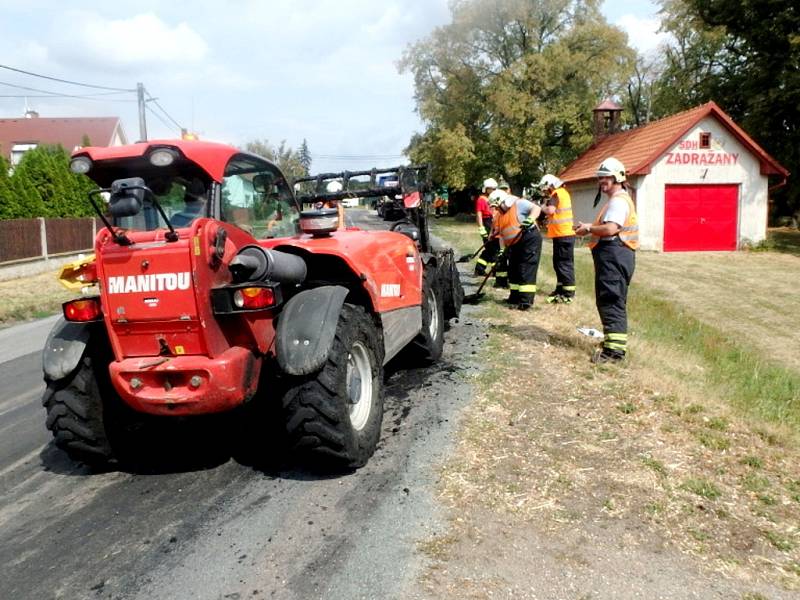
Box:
(244, 139, 307, 181)
(400, 0, 635, 192)
(1, 145, 95, 219)
(655, 0, 800, 222)
(299, 139, 312, 176)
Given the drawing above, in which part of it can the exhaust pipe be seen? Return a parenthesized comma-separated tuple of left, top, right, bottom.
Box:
(228, 245, 307, 284)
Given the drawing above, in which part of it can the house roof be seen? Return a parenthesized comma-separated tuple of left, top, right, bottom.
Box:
(0, 116, 126, 158)
(559, 101, 789, 185)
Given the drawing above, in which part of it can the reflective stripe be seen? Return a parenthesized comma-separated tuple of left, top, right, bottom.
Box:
(562, 285, 576, 292)
(519, 284, 537, 293)
(605, 332, 627, 341)
(509, 283, 520, 290)
(476, 258, 488, 266)
(604, 341, 627, 351)
(495, 271, 508, 277)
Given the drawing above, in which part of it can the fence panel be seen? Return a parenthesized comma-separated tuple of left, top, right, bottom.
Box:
(0, 219, 42, 262)
(45, 218, 96, 255)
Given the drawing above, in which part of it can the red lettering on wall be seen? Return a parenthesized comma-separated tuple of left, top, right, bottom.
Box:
(664, 151, 739, 168)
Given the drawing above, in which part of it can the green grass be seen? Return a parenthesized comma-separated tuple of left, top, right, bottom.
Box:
(640, 455, 668, 477)
(629, 290, 800, 432)
(763, 529, 795, 552)
(765, 227, 800, 257)
(681, 478, 722, 500)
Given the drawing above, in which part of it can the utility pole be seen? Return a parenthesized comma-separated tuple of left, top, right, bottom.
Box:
(137, 82, 147, 141)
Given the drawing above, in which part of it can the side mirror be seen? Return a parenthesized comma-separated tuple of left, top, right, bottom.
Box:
(109, 177, 148, 218)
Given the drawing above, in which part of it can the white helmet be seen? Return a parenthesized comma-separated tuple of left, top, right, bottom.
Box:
(482, 177, 498, 192)
(500, 195, 516, 211)
(538, 174, 562, 189)
(498, 179, 510, 190)
(487, 188, 507, 206)
(326, 180, 343, 193)
(596, 157, 626, 182)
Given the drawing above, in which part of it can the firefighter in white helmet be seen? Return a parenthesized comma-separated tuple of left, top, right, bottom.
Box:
(574, 157, 639, 363)
(538, 174, 576, 304)
(491, 187, 542, 310)
(474, 177, 499, 277)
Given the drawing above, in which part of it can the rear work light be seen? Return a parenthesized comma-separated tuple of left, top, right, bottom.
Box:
(63, 297, 103, 322)
(233, 287, 275, 310)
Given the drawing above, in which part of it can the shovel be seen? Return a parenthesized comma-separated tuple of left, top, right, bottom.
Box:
(463, 264, 496, 304)
(457, 239, 488, 263)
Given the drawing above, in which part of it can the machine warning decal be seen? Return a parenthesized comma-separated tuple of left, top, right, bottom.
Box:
(143, 297, 159, 307)
(380, 283, 401, 297)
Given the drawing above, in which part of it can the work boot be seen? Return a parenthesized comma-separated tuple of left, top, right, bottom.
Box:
(517, 302, 532, 311)
(473, 266, 486, 277)
(505, 292, 519, 305)
(545, 290, 561, 304)
(591, 348, 625, 364)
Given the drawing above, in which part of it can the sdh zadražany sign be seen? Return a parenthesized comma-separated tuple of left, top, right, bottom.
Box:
(665, 138, 739, 167)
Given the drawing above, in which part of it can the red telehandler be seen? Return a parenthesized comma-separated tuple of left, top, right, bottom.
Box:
(43, 140, 462, 469)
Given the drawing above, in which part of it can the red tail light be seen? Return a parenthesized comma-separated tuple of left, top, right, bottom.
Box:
(63, 298, 103, 322)
(233, 287, 275, 310)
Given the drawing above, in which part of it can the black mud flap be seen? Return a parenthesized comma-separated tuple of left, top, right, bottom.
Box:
(275, 286, 349, 376)
(42, 317, 94, 381)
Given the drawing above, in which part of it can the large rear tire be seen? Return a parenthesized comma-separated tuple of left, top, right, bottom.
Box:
(42, 355, 114, 466)
(410, 269, 445, 363)
(282, 304, 384, 468)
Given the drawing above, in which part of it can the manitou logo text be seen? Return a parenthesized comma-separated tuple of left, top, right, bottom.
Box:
(107, 272, 191, 294)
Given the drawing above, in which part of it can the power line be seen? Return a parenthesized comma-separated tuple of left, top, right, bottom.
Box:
(145, 105, 181, 135)
(0, 63, 135, 92)
(0, 79, 133, 98)
(0, 94, 136, 102)
(145, 89, 183, 131)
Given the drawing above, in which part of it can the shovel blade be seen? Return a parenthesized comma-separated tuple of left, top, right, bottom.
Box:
(462, 292, 485, 304)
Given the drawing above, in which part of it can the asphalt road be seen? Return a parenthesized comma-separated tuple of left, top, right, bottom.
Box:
(0, 209, 484, 600)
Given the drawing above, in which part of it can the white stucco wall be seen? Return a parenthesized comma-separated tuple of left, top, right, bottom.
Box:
(564, 116, 769, 251)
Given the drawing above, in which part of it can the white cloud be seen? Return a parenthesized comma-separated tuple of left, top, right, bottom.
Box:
(616, 14, 670, 55)
(55, 12, 208, 69)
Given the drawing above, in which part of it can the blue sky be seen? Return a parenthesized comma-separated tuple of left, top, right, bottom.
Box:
(0, 1, 665, 172)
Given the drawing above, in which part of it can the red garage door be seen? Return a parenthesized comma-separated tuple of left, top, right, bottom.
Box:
(664, 184, 739, 251)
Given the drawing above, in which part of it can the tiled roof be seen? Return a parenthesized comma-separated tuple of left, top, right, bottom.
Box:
(559, 101, 788, 184)
(0, 117, 125, 158)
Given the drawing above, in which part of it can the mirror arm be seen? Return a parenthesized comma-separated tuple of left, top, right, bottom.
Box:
(146, 191, 179, 242)
(88, 188, 133, 246)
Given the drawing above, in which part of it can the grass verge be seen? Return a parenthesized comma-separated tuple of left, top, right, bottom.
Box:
(419, 217, 800, 596)
(0, 270, 74, 326)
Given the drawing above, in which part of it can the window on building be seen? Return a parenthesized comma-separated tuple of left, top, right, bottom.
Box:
(10, 143, 37, 166)
(699, 132, 711, 149)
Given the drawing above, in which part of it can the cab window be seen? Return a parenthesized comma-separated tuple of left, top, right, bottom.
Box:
(115, 176, 209, 231)
(221, 156, 299, 238)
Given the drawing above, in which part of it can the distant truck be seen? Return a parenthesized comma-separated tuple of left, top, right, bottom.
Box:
(375, 174, 404, 220)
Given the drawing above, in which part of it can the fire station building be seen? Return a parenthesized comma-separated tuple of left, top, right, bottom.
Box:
(558, 101, 789, 251)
